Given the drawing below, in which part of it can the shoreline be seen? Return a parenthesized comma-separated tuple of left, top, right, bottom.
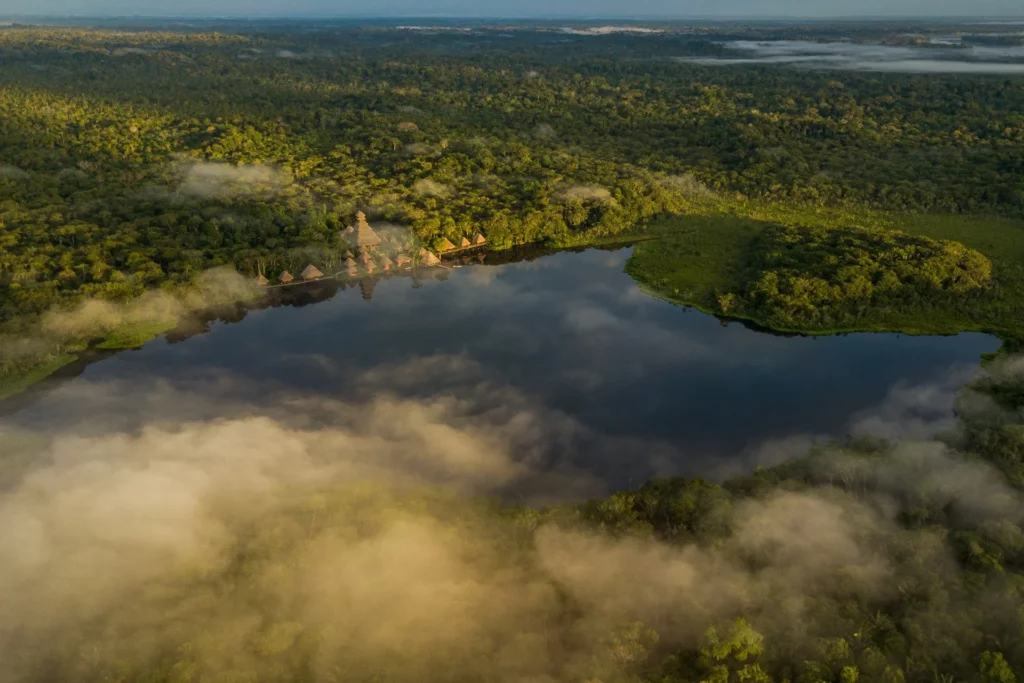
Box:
(1, 233, 1012, 412)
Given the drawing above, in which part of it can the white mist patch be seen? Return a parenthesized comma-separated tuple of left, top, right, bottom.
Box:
(0, 164, 29, 179)
(175, 161, 290, 199)
(412, 178, 451, 198)
(560, 26, 663, 36)
(681, 40, 1024, 74)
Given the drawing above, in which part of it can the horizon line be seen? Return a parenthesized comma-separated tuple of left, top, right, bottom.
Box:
(4, 13, 1024, 21)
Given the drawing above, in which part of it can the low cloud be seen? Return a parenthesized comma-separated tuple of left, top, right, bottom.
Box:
(849, 364, 981, 441)
(557, 183, 613, 203)
(0, 164, 29, 179)
(174, 161, 290, 199)
(40, 267, 259, 342)
(534, 123, 557, 139)
(412, 178, 451, 198)
(680, 39, 1024, 74)
(0, 375, 915, 683)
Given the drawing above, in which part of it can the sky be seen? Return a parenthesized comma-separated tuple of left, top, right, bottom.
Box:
(3, 0, 1022, 19)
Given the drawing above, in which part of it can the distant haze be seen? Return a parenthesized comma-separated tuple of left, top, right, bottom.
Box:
(2, 0, 1021, 19)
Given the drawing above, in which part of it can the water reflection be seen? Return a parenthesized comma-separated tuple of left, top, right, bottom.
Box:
(4, 247, 1000, 494)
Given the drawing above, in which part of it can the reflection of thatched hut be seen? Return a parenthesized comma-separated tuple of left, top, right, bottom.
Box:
(279, 271, 294, 284)
(419, 249, 441, 266)
(459, 236, 471, 248)
(255, 273, 270, 286)
(438, 238, 456, 252)
(474, 233, 486, 245)
(300, 264, 324, 280)
(360, 278, 378, 301)
(396, 253, 412, 268)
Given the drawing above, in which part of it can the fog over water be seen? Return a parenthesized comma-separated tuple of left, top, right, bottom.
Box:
(4, 247, 999, 497)
(682, 39, 1024, 74)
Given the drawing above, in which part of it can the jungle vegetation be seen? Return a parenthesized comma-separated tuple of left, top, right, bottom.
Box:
(1, 21, 1023, 386)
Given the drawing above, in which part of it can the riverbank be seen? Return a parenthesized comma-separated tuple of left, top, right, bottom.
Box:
(4, 203, 1024, 402)
(0, 272, 265, 401)
(625, 208, 1024, 350)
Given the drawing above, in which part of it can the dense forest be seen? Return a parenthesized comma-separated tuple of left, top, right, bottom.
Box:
(1, 23, 1023, 311)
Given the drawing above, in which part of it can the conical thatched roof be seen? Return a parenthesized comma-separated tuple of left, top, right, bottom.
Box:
(380, 256, 394, 270)
(300, 264, 324, 280)
(396, 253, 412, 267)
(279, 271, 294, 284)
(255, 273, 270, 286)
(474, 233, 486, 245)
(459, 236, 471, 248)
(352, 211, 381, 248)
(438, 238, 456, 252)
(344, 251, 354, 259)
(344, 257, 357, 268)
(419, 249, 441, 266)
(365, 261, 376, 272)
(359, 251, 372, 264)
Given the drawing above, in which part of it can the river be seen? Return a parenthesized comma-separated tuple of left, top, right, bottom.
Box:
(2, 246, 1000, 496)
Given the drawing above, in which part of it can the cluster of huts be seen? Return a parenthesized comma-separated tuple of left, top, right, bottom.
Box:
(255, 211, 487, 287)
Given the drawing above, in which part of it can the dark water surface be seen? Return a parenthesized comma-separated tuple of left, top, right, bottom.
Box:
(4, 247, 1000, 492)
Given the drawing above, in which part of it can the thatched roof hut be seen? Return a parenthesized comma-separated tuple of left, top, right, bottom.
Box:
(300, 264, 324, 280)
(279, 271, 294, 284)
(474, 233, 486, 245)
(438, 238, 456, 252)
(380, 256, 394, 271)
(364, 261, 376, 273)
(352, 211, 381, 248)
(419, 249, 441, 266)
(396, 253, 412, 268)
(255, 273, 270, 286)
(344, 257, 357, 268)
(459, 236, 471, 248)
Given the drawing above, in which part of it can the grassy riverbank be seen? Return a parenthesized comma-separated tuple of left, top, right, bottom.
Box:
(626, 206, 1024, 348)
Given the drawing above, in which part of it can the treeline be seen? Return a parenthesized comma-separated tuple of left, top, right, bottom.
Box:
(723, 225, 995, 329)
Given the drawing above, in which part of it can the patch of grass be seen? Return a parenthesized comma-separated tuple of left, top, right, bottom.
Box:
(627, 207, 1024, 344)
(0, 353, 78, 401)
(95, 321, 177, 350)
